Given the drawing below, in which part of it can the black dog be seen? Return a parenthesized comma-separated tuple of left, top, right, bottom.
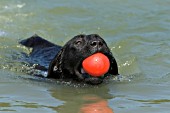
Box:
(20, 34, 119, 85)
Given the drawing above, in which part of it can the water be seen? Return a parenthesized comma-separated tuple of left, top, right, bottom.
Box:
(0, 0, 170, 113)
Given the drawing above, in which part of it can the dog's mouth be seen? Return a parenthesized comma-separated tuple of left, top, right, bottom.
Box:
(74, 53, 110, 85)
(80, 67, 104, 85)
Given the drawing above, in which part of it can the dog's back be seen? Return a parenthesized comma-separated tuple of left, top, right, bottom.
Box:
(19, 34, 62, 70)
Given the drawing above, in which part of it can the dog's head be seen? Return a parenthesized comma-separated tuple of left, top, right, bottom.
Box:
(48, 34, 119, 85)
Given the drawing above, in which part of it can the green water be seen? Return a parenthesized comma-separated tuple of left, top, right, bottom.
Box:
(0, 0, 170, 113)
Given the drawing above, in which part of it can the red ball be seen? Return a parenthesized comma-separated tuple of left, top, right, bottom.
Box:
(82, 53, 110, 77)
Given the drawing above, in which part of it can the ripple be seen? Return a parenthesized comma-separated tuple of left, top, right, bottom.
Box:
(0, 30, 6, 36)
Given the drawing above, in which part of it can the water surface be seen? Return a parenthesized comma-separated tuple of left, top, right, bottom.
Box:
(0, 0, 170, 113)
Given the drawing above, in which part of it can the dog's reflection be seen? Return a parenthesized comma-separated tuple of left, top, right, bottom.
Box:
(48, 85, 114, 113)
(79, 95, 114, 113)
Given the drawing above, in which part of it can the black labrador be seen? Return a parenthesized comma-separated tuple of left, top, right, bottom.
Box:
(20, 34, 119, 85)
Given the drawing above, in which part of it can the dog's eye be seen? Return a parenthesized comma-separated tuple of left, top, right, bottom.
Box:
(74, 40, 82, 45)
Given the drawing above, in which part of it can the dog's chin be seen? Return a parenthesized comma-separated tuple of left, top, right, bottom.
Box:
(75, 67, 103, 85)
(84, 75, 103, 85)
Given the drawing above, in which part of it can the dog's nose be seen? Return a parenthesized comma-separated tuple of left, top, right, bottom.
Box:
(90, 40, 103, 48)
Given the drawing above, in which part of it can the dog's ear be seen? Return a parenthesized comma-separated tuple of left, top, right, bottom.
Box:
(107, 52, 119, 75)
(47, 48, 64, 78)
